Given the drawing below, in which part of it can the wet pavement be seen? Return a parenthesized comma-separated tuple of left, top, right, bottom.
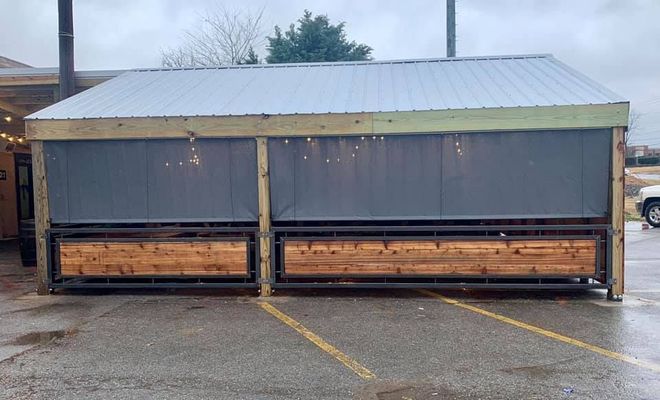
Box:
(0, 224, 659, 399)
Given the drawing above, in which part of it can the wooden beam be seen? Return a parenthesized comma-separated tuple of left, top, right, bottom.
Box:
(609, 126, 625, 300)
(0, 74, 112, 87)
(31, 141, 50, 295)
(0, 99, 30, 117)
(25, 103, 629, 141)
(373, 103, 630, 134)
(0, 74, 59, 86)
(256, 137, 272, 296)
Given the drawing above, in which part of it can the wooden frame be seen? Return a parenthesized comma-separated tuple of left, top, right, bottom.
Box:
(26, 103, 629, 141)
(29, 108, 629, 299)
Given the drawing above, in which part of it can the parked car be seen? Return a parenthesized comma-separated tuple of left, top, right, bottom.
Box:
(636, 185, 660, 227)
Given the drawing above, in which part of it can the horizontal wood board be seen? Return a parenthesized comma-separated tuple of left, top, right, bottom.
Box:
(59, 240, 248, 276)
(26, 103, 629, 140)
(283, 239, 597, 276)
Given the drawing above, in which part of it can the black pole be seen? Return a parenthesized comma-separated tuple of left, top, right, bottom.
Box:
(447, 0, 456, 57)
(58, 0, 74, 100)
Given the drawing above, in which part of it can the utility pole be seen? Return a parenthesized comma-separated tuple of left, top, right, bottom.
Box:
(58, 0, 75, 100)
(447, 0, 456, 57)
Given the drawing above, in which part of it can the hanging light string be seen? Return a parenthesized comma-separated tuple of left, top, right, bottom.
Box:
(0, 131, 27, 145)
(293, 135, 385, 163)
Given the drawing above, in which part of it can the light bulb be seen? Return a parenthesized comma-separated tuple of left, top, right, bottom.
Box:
(307, 137, 311, 142)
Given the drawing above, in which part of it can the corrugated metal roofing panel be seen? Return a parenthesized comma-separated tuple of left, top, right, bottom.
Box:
(26, 54, 627, 120)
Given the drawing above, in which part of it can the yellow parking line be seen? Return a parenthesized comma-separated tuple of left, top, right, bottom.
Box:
(417, 289, 660, 374)
(258, 302, 376, 380)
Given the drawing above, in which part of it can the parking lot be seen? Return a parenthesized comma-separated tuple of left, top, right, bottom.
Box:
(1, 223, 659, 399)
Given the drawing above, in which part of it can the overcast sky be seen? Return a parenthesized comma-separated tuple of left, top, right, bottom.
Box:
(1, 0, 659, 144)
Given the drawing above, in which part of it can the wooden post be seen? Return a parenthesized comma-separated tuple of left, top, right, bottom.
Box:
(608, 127, 625, 300)
(31, 141, 51, 295)
(256, 137, 272, 296)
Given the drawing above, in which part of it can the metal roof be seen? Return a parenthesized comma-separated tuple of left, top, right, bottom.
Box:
(26, 54, 626, 120)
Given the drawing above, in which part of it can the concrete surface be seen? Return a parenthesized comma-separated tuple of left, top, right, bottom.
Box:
(0, 224, 658, 399)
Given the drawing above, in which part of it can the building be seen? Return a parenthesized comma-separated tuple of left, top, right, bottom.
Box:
(0, 60, 121, 238)
(24, 54, 629, 299)
(627, 144, 660, 158)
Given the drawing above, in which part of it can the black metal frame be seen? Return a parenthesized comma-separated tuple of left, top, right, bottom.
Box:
(271, 224, 611, 290)
(46, 225, 259, 290)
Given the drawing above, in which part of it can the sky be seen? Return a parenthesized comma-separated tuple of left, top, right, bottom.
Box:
(1, 0, 659, 145)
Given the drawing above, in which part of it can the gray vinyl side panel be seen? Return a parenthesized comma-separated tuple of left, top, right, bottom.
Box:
(441, 130, 583, 218)
(146, 139, 258, 221)
(44, 138, 258, 223)
(269, 130, 610, 221)
(65, 141, 148, 222)
(581, 129, 611, 216)
(43, 142, 69, 223)
(269, 136, 443, 221)
(229, 139, 259, 221)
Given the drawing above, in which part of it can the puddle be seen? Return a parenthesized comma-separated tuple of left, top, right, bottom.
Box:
(8, 329, 77, 346)
(356, 381, 456, 400)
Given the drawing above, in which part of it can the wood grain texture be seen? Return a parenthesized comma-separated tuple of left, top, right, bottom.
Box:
(59, 241, 248, 276)
(26, 103, 628, 141)
(256, 137, 272, 296)
(284, 239, 597, 276)
(610, 126, 625, 296)
(32, 141, 50, 294)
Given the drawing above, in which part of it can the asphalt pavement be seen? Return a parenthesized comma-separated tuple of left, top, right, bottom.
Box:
(0, 224, 658, 399)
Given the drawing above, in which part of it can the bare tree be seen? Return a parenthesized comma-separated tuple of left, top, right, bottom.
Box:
(625, 109, 641, 147)
(161, 7, 264, 67)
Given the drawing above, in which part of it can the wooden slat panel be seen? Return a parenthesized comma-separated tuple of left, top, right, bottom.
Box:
(284, 239, 597, 276)
(59, 241, 248, 276)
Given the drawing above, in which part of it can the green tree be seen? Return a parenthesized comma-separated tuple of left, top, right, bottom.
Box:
(240, 47, 261, 64)
(266, 10, 373, 63)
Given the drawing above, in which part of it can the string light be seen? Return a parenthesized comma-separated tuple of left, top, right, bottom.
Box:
(0, 132, 26, 144)
(3, 116, 11, 123)
(284, 139, 289, 144)
(307, 137, 311, 142)
(303, 155, 308, 160)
